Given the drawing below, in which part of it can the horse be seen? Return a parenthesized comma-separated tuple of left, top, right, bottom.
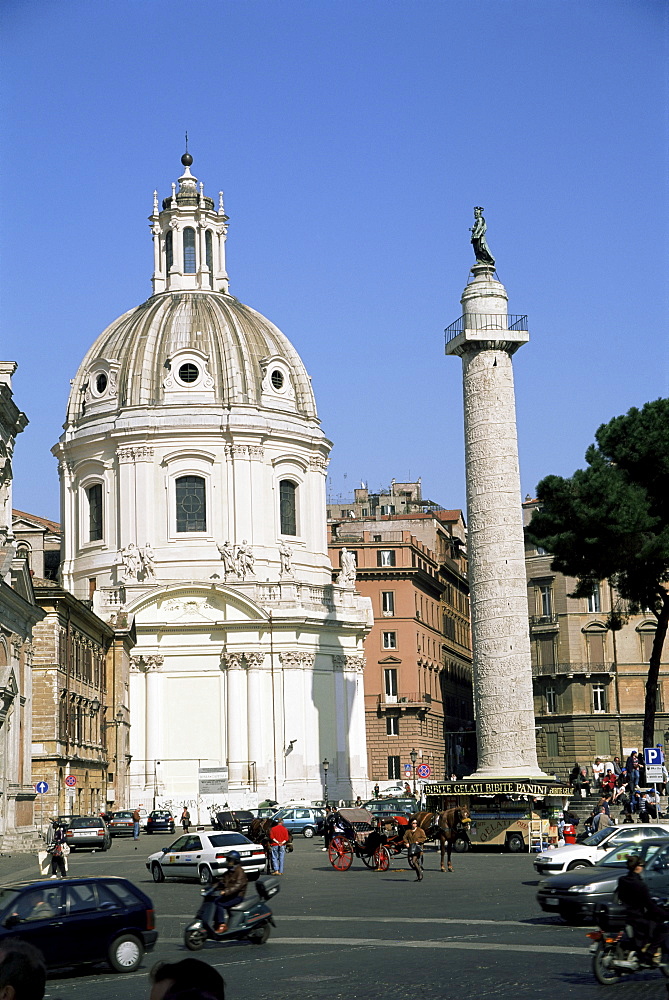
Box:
(413, 807, 471, 872)
(249, 817, 293, 872)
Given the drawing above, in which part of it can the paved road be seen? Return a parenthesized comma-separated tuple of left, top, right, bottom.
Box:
(1, 836, 666, 999)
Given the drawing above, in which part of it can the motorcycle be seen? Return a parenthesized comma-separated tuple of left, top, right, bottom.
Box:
(588, 901, 669, 985)
(184, 875, 279, 950)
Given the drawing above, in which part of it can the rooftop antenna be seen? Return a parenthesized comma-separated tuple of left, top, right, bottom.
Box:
(185, 130, 189, 153)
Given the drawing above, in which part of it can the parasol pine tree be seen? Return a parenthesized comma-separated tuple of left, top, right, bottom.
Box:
(526, 399, 669, 751)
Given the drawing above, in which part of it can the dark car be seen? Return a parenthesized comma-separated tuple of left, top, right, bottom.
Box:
(213, 810, 241, 832)
(0, 876, 157, 972)
(64, 815, 111, 851)
(363, 798, 416, 820)
(233, 810, 255, 835)
(537, 837, 669, 924)
(146, 810, 175, 835)
(107, 811, 135, 837)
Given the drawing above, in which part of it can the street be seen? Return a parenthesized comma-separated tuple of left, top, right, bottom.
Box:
(0, 835, 666, 999)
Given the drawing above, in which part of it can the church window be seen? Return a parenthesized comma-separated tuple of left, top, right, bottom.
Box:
(165, 230, 173, 271)
(95, 372, 108, 394)
(87, 484, 103, 541)
(178, 363, 199, 384)
(205, 230, 213, 271)
(279, 480, 297, 536)
(176, 475, 207, 532)
(271, 370, 284, 390)
(183, 228, 196, 273)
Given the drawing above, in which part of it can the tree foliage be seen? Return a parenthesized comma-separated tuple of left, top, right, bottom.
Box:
(526, 399, 669, 750)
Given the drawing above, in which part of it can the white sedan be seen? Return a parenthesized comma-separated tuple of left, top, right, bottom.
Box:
(534, 823, 669, 875)
(146, 830, 267, 885)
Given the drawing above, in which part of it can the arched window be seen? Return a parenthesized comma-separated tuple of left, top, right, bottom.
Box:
(165, 230, 173, 271)
(176, 475, 207, 532)
(279, 480, 297, 536)
(87, 484, 103, 541)
(183, 228, 196, 273)
(205, 230, 213, 272)
(16, 544, 31, 568)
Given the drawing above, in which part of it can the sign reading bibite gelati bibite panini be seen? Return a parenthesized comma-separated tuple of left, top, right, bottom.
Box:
(425, 780, 568, 797)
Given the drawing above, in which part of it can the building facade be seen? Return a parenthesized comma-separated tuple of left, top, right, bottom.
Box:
(29, 580, 135, 820)
(53, 153, 372, 810)
(329, 487, 473, 783)
(12, 510, 61, 582)
(524, 499, 669, 777)
(0, 362, 44, 849)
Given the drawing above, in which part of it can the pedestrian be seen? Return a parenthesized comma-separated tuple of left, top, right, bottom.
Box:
(354, 796, 362, 808)
(268, 816, 290, 875)
(149, 958, 226, 1000)
(132, 807, 141, 844)
(592, 758, 605, 788)
(593, 806, 613, 831)
(373, 783, 380, 799)
(403, 818, 427, 881)
(612, 755, 622, 776)
(626, 751, 640, 796)
(645, 786, 660, 819)
(0, 939, 47, 1000)
(637, 792, 650, 823)
(181, 807, 191, 833)
(49, 824, 68, 879)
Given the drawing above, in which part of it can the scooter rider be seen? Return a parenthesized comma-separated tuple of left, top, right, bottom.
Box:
(617, 854, 669, 964)
(213, 851, 248, 933)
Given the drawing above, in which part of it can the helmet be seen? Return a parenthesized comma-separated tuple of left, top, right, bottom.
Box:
(225, 850, 241, 866)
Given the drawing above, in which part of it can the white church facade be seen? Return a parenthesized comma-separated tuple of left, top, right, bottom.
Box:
(54, 153, 372, 812)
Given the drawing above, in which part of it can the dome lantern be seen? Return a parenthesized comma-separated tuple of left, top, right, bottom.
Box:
(150, 153, 229, 295)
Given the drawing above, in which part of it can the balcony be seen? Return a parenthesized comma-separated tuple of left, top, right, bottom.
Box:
(532, 661, 616, 678)
(378, 692, 432, 712)
(529, 613, 559, 629)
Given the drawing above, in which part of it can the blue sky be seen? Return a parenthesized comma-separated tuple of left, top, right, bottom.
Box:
(2, 0, 667, 521)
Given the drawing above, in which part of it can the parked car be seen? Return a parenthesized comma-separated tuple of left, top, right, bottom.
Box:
(271, 806, 325, 838)
(107, 811, 135, 837)
(146, 830, 267, 884)
(146, 810, 175, 835)
(64, 815, 111, 851)
(533, 823, 669, 875)
(363, 798, 416, 820)
(537, 837, 669, 924)
(212, 810, 240, 832)
(0, 876, 157, 972)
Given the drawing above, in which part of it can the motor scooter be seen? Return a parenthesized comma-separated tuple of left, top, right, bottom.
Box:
(184, 876, 279, 949)
(588, 900, 669, 984)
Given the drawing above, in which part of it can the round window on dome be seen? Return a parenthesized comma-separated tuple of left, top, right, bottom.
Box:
(95, 372, 108, 394)
(178, 363, 200, 384)
(271, 369, 285, 391)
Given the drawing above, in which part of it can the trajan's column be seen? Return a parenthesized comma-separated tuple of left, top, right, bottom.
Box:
(445, 209, 546, 778)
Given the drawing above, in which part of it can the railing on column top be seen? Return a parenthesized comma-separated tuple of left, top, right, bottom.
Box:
(254, 582, 338, 610)
(444, 314, 528, 347)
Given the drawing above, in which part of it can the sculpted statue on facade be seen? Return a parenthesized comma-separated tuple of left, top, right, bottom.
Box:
(336, 547, 357, 588)
(139, 542, 156, 579)
(218, 541, 236, 577)
(278, 540, 293, 577)
(236, 540, 255, 579)
(121, 543, 140, 580)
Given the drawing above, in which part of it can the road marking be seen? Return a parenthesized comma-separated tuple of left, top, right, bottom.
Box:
(156, 935, 584, 955)
(158, 913, 553, 928)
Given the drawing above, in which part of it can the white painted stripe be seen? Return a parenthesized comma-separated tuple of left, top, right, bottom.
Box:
(158, 913, 554, 928)
(155, 935, 584, 955)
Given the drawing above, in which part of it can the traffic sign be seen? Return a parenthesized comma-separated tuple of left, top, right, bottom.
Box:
(646, 766, 663, 781)
(644, 747, 664, 767)
(35, 781, 49, 794)
(403, 764, 412, 774)
(65, 775, 77, 787)
(417, 764, 431, 778)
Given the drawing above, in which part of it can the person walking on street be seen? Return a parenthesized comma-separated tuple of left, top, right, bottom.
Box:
(626, 751, 640, 796)
(403, 818, 427, 881)
(132, 807, 141, 844)
(181, 807, 191, 833)
(49, 824, 68, 879)
(268, 817, 290, 875)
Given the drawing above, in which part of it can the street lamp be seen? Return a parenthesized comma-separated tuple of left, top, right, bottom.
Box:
(322, 758, 329, 807)
(410, 747, 418, 795)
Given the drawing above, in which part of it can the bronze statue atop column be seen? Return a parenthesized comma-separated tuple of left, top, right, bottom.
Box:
(470, 207, 495, 267)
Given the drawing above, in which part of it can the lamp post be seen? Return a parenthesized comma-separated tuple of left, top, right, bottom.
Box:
(410, 747, 418, 796)
(322, 758, 329, 807)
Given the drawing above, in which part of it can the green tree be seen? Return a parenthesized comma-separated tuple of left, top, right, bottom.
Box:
(526, 398, 669, 752)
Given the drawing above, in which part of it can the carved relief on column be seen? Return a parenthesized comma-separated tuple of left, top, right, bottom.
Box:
(245, 653, 266, 670)
(130, 654, 164, 673)
(279, 651, 315, 670)
(333, 654, 365, 673)
(9, 634, 22, 660)
(220, 652, 246, 671)
(309, 457, 329, 474)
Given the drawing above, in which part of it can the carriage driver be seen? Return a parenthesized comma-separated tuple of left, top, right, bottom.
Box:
(403, 819, 427, 881)
(213, 850, 248, 933)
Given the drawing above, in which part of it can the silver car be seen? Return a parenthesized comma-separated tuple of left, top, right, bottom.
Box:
(146, 830, 266, 884)
(64, 815, 111, 851)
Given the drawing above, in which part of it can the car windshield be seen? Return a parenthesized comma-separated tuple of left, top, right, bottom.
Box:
(113, 813, 133, 819)
(209, 833, 251, 848)
(600, 841, 666, 867)
(70, 818, 102, 829)
(582, 828, 613, 847)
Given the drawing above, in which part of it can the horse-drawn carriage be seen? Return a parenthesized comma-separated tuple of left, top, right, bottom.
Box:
(327, 808, 394, 871)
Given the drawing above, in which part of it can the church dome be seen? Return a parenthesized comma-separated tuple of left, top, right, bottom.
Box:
(66, 290, 318, 424)
(65, 153, 318, 427)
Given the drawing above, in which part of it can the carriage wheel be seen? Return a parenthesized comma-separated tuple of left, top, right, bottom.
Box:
(328, 836, 353, 871)
(360, 850, 374, 869)
(374, 846, 390, 871)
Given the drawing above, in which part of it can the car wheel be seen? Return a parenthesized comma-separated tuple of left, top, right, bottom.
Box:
(152, 863, 165, 883)
(303, 826, 315, 839)
(567, 860, 592, 871)
(507, 833, 525, 853)
(198, 865, 213, 885)
(453, 836, 469, 853)
(108, 934, 144, 973)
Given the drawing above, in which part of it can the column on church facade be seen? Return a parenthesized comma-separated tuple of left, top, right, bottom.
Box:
(116, 448, 137, 552)
(144, 657, 164, 786)
(245, 653, 265, 789)
(224, 654, 248, 785)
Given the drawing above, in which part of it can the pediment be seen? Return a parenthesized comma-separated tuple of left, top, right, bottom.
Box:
(378, 655, 401, 664)
(126, 584, 267, 625)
